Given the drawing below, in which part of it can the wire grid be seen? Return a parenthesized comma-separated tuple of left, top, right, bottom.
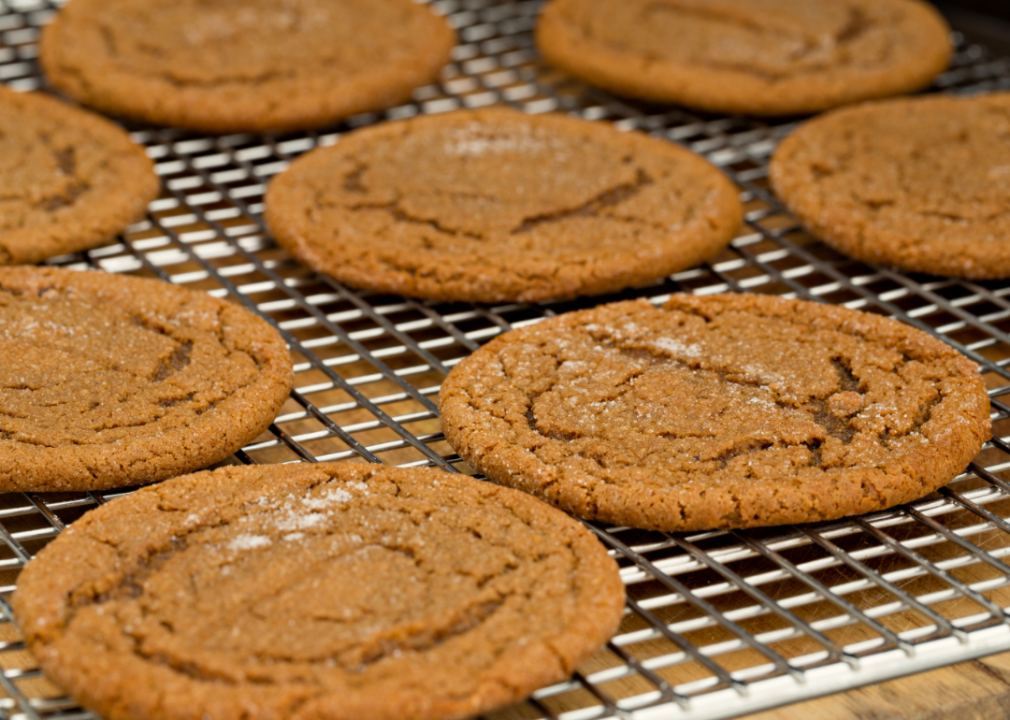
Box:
(3, 1, 1010, 719)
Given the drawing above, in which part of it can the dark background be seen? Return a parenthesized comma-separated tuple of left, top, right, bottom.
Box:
(934, 1, 1010, 56)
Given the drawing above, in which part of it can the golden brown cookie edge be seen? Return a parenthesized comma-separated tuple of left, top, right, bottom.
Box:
(38, 0, 456, 133)
(535, 0, 952, 116)
(0, 267, 294, 491)
(264, 107, 743, 303)
(438, 294, 991, 531)
(769, 93, 1010, 279)
(12, 462, 625, 720)
(0, 86, 159, 265)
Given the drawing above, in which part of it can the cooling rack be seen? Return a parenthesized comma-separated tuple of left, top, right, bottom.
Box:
(3, 1, 1010, 719)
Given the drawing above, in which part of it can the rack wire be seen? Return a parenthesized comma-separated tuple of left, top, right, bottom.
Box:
(3, 1, 1010, 718)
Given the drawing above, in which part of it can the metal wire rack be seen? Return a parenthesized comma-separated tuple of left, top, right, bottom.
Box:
(3, 1, 1010, 718)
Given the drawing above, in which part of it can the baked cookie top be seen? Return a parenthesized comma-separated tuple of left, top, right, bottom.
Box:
(439, 293, 990, 531)
(265, 108, 742, 303)
(770, 92, 1010, 279)
(13, 462, 625, 720)
(0, 267, 293, 491)
(536, 0, 951, 116)
(0, 86, 158, 265)
(39, 0, 455, 133)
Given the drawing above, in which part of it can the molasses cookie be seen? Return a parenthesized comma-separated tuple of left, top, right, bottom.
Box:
(439, 293, 990, 531)
(0, 267, 293, 491)
(0, 86, 158, 265)
(39, 0, 455, 133)
(770, 92, 1010, 279)
(12, 462, 625, 720)
(536, 0, 951, 116)
(265, 108, 742, 303)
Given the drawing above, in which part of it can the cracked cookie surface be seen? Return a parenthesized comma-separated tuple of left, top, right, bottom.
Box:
(265, 108, 742, 303)
(771, 92, 1010, 279)
(12, 462, 625, 720)
(0, 86, 158, 265)
(0, 267, 293, 491)
(536, 0, 951, 116)
(39, 0, 455, 133)
(438, 293, 990, 531)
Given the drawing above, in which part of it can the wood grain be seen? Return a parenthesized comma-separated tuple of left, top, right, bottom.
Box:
(745, 651, 1010, 720)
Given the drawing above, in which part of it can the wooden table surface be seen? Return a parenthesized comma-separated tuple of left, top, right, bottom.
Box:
(744, 651, 1010, 720)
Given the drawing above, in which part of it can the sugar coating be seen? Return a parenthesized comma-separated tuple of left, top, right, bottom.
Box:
(650, 336, 703, 358)
(301, 488, 354, 509)
(228, 534, 273, 552)
(442, 124, 557, 157)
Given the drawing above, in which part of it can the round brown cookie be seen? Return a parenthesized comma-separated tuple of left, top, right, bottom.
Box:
(12, 462, 625, 720)
(0, 267, 293, 491)
(536, 0, 951, 116)
(770, 92, 1010, 279)
(39, 0, 455, 133)
(265, 108, 742, 303)
(0, 86, 158, 265)
(439, 293, 991, 531)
